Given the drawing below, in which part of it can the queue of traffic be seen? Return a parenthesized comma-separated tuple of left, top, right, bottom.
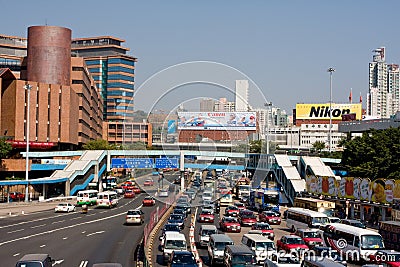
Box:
(155, 172, 400, 267)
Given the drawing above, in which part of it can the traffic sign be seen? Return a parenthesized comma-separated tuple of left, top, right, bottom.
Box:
(111, 158, 154, 168)
(155, 157, 179, 168)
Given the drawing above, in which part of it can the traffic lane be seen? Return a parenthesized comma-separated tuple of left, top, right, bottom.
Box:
(0, 195, 147, 244)
(0, 194, 163, 267)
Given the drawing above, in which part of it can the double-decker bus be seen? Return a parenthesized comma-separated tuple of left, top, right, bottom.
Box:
(76, 190, 98, 206)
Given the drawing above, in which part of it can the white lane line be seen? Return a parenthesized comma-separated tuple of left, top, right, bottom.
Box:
(30, 224, 46, 229)
(100, 211, 108, 213)
(52, 220, 65, 224)
(0, 212, 71, 229)
(86, 230, 105, 237)
(7, 228, 25, 234)
(62, 237, 68, 240)
(13, 253, 20, 257)
(79, 260, 89, 267)
(70, 217, 82, 220)
(40, 244, 46, 248)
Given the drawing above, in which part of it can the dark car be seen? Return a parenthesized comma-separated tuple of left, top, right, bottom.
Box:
(169, 250, 198, 267)
(172, 207, 187, 218)
(341, 219, 366, 229)
(16, 254, 54, 267)
(310, 246, 347, 266)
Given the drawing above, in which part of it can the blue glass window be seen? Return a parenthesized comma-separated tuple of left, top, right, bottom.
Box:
(107, 74, 134, 82)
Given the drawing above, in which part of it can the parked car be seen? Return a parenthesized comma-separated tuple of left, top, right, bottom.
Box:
(124, 190, 135, 198)
(295, 228, 323, 248)
(341, 219, 366, 229)
(276, 235, 309, 253)
(125, 209, 144, 225)
(142, 196, 155, 206)
(251, 222, 274, 240)
(9, 192, 25, 201)
(259, 211, 281, 225)
(219, 216, 241, 233)
(55, 203, 76, 213)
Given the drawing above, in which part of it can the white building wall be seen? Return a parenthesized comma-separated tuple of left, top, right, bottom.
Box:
(235, 80, 249, 111)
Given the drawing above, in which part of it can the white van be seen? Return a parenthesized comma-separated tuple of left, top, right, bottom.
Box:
(241, 233, 276, 264)
(208, 234, 234, 265)
(199, 224, 217, 247)
(162, 231, 187, 263)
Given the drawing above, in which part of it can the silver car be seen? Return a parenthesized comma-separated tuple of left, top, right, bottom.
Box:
(125, 209, 144, 225)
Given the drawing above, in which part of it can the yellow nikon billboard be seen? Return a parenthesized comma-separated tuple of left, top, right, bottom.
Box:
(296, 103, 362, 120)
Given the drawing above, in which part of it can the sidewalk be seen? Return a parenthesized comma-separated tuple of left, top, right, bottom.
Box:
(0, 200, 60, 217)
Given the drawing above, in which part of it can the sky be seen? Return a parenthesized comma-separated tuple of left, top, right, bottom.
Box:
(3, 0, 400, 115)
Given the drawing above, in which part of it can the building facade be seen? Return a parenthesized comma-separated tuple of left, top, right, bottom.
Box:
(235, 80, 249, 111)
(367, 47, 400, 118)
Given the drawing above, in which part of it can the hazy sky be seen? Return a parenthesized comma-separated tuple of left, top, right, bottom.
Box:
(3, 1, 400, 115)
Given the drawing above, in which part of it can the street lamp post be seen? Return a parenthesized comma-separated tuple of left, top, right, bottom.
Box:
(24, 84, 32, 202)
(327, 67, 335, 153)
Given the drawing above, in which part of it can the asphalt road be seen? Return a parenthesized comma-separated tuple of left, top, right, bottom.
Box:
(0, 172, 181, 267)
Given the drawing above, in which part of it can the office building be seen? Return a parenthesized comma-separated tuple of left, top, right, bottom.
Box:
(367, 47, 400, 118)
(235, 80, 249, 111)
(200, 98, 215, 112)
(214, 97, 235, 112)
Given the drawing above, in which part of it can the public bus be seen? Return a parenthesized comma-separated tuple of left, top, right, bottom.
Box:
(286, 207, 330, 232)
(219, 189, 233, 206)
(96, 191, 118, 208)
(101, 176, 117, 190)
(294, 197, 336, 217)
(379, 220, 400, 251)
(322, 223, 384, 261)
(76, 190, 98, 206)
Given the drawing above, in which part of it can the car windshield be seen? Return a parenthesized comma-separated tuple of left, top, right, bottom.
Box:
(265, 212, 276, 217)
(256, 242, 275, 250)
(201, 229, 217, 236)
(303, 231, 320, 238)
(127, 210, 140, 215)
(170, 215, 183, 220)
(172, 254, 196, 264)
(232, 255, 254, 264)
(287, 237, 305, 244)
(165, 225, 180, 232)
(361, 235, 384, 250)
(255, 224, 272, 230)
(225, 217, 238, 223)
(242, 214, 256, 219)
(277, 256, 300, 264)
(352, 222, 365, 228)
(312, 217, 329, 224)
(201, 210, 213, 215)
(215, 242, 231, 250)
(165, 240, 186, 249)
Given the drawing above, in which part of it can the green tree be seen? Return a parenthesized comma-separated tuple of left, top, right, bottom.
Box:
(232, 143, 248, 153)
(341, 127, 400, 179)
(312, 141, 326, 153)
(82, 139, 119, 150)
(0, 138, 12, 159)
(249, 140, 262, 153)
(125, 141, 148, 150)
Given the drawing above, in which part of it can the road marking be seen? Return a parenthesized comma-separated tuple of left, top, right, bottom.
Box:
(30, 224, 46, 229)
(13, 253, 20, 257)
(7, 228, 24, 234)
(0, 212, 72, 229)
(70, 216, 82, 220)
(79, 260, 89, 267)
(40, 244, 46, 247)
(100, 211, 108, 213)
(53, 259, 64, 265)
(52, 220, 65, 224)
(62, 237, 68, 240)
(86, 230, 105, 237)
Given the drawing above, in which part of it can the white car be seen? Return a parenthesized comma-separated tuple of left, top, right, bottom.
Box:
(125, 209, 144, 225)
(55, 203, 76, 213)
(159, 189, 169, 197)
(263, 253, 301, 267)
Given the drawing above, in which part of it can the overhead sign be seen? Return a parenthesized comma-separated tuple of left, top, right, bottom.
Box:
(177, 112, 256, 130)
(296, 103, 362, 120)
(111, 158, 153, 168)
(155, 158, 179, 168)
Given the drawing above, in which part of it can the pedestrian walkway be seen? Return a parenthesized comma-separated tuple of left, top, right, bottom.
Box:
(0, 200, 61, 218)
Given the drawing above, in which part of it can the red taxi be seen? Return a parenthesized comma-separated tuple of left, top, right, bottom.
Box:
(233, 202, 246, 210)
(198, 209, 214, 223)
(124, 190, 135, 198)
(219, 216, 241, 233)
(143, 179, 154, 186)
(238, 209, 258, 227)
(132, 186, 141, 194)
(295, 229, 323, 248)
(277, 235, 309, 253)
(142, 196, 156, 206)
(225, 205, 240, 217)
(259, 210, 281, 225)
(251, 222, 275, 240)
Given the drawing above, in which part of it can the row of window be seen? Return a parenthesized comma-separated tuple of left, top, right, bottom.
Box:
(107, 90, 134, 97)
(108, 82, 134, 89)
(287, 211, 311, 224)
(107, 74, 134, 82)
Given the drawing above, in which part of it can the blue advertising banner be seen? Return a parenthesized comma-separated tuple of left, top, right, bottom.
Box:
(155, 157, 179, 168)
(167, 120, 176, 134)
(112, 158, 154, 168)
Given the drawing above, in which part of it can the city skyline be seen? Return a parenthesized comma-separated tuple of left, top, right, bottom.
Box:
(3, 1, 400, 115)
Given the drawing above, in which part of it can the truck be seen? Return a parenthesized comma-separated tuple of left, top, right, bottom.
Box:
(249, 188, 280, 213)
(379, 220, 400, 251)
(233, 176, 251, 200)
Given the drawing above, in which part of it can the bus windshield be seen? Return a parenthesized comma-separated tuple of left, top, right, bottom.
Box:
(361, 235, 384, 250)
(312, 217, 330, 225)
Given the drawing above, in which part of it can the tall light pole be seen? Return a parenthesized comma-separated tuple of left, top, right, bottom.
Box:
(24, 84, 32, 202)
(264, 102, 273, 154)
(327, 67, 335, 153)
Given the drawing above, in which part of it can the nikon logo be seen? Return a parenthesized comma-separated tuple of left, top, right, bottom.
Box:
(309, 106, 351, 118)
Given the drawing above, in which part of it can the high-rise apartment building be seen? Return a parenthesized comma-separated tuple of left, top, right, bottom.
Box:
(214, 97, 235, 112)
(367, 47, 400, 118)
(200, 98, 215, 112)
(235, 80, 249, 111)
